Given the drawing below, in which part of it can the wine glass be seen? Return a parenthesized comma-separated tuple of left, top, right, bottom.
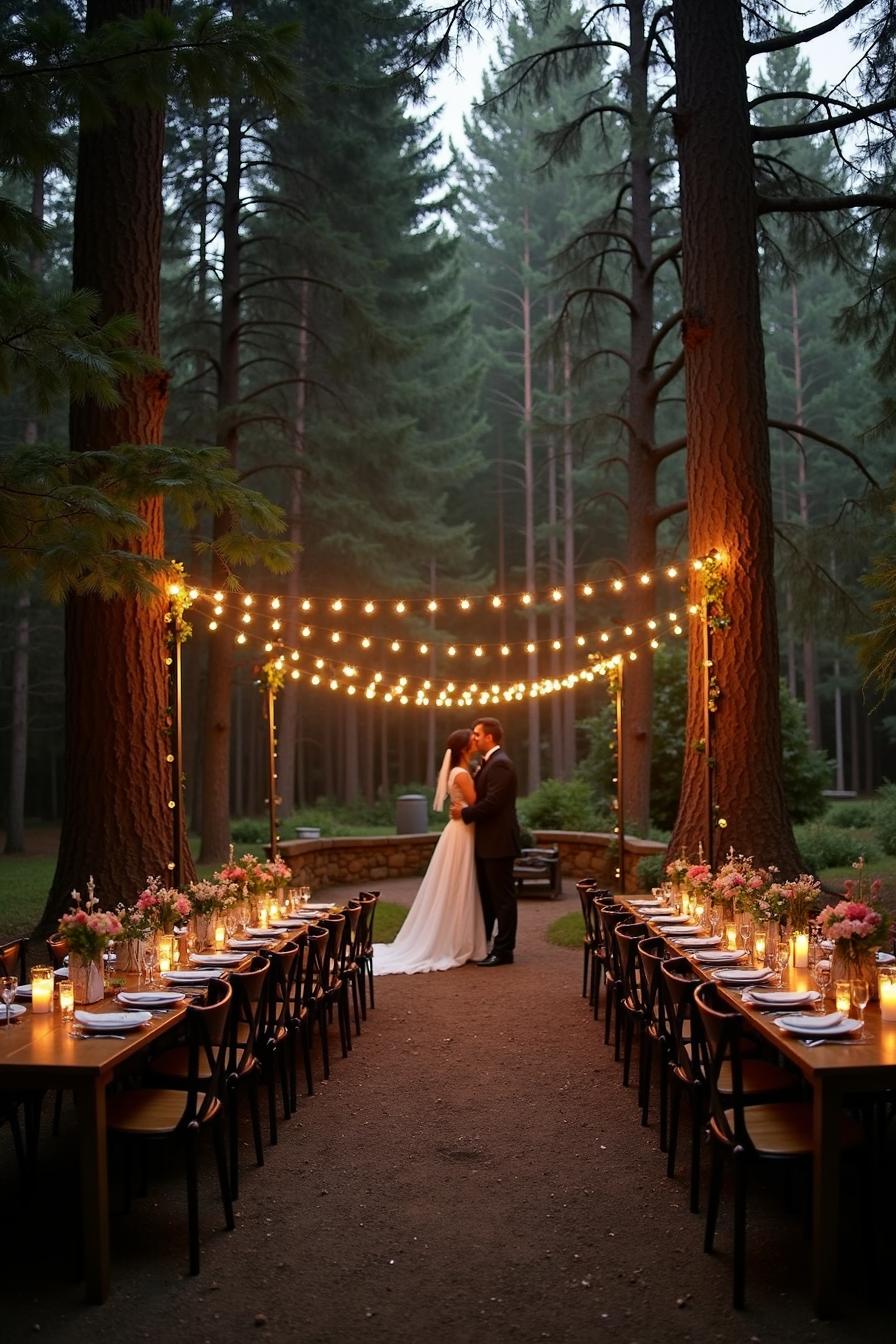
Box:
(140, 940, 157, 989)
(812, 958, 832, 1011)
(708, 904, 722, 938)
(850, 979, 870, 1033)
(774, 938, 791, 987)
(1, 976, 17, 1026)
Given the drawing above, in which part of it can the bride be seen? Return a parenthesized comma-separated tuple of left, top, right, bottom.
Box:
(373, 728, 486, 974)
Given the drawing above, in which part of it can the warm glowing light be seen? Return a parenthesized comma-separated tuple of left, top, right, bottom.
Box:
(501, 645, 510, 656)
(526, 642, 535, 654)
(331, 632, 341, 644)
(361, 637, 371, 649)
(301, 598, 311, 611)
(692, 558, 703, 571)
(241, 612, 251, 625)
(168, 583, 181, 598)
(364, 601, 375, 614)
(521, 593, 532, 606)
(582, 583, 593, 597)
(270, 597, 280, 610)
(552, 640, 561, 651)
(213, 591, 224, 603)
(264, 642, 273, 653)
(551, 588, 562, 602)
(391, 640, 401, 652)
(459, 598, 471, 610)
(474, 646, 484, 657)
(666, 566, 678, 578)
(689, 603, 700, 615)
(491, 595, 502, 608)
(214, 604, 223, 616)
(301, 626, 311, 638)
(639, 573, 651, 585)
(315, 658, 324, 670)
(332, 598, 343, 612)
(209, 620, 218, 631)
(236, 633, 246, 644)
(600, 632, 609, 643)
(271, 619, 281, 632)
(624, 626, 633, 637)
(395, 601, 406, 614)
(612, 578, 624, 592)
(427, 599, 438, 612)
(291, 669, 300, 680)
(311, 674, 320, 685)
(290, 651, 299, 661)
(419, 642, 429, 654)
(448, 645, 457, 656)
(577, 635, 586, 646)
(647, 619, 657, 630)
(243, 595, 253, 607)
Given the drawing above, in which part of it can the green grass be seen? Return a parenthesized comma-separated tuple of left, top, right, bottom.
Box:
(547, 911, 585, 951)
(0, 846, 412, 946)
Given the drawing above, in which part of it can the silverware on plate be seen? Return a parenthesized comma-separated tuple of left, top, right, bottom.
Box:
(69, 1030, 126, 1040)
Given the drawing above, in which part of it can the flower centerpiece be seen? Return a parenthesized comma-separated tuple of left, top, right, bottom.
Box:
(134, 876, 192, 934)
(816, 857, 887, 995)
(665, 855, 691, 900)
(778, 874, 821, 935)
(188, 877, 237, 948)
(58, 880, 123, 1003)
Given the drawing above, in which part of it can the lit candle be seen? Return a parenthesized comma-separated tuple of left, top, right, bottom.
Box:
(694, 901, 705, 927)
(158, 953, 171, 975)
(834, 980, 851, 1015)
(879, 969, 896, 1023)
(214, 924, 226, 950)
(793, 932, 809, 969)
(754, 934, 766, 964)
(726, 925, 738, 951)
(259, 908, 269, 929)
(58, 979, 75, 1019)
(31, 972, 54, 1014)
(269, 900, 280, 920)
(681, 893, 691, 917)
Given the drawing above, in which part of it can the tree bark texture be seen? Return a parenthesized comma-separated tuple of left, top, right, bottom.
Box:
(199, 92, 242, 862)
(669, 0, 801, 872)
(47, 0, 185, 923)
(620, 0, 658, 835)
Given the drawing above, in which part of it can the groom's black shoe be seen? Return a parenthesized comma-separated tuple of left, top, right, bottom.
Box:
(476, 953, 513, 967)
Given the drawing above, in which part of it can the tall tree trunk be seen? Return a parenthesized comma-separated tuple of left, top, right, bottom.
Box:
(46, 0, 186, 924)
(522, 208, 540, 790)
(669, 0, 800, 871)
(621, 0, 658, 837)
(5, 171, 43, 855)
(546, 324, 563, 776)
(849, 693, 860, 795)
(344, 699, 360, 802)
(199, 91, 242, 861)
(277, 279, 309, 814)
(561, 323, 577, 777)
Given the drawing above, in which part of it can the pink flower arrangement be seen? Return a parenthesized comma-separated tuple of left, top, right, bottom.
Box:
(817, 857, 886, 954)
(58, 882, 123, 958)
(134, 876, 192, 933)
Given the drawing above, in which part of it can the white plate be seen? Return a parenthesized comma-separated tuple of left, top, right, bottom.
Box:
(161, 969, 224, 983)
(878, 951, 895, 964)
(54, 968, 69, 979)
(74, 1009, 151, 1031)
(244, 927, 277, 938)
(711, 968, 776, 985)
(777, 1015, 863, 1038)
(189, 953, 245, 966)
(229, 938, 274, 950)
(695, 949, 749, 964)
(743, 989, 820, 1007)
(651, 915, 696, 925)
(302, 904, 335, 911)
(15, 984, 33, 999)
(0, 1002, 27, 1020)
(658, 924, 700, 934)
(269, 918, 305, 928)
(115, 991, 186, 1007)
(674, 935, 722, 948)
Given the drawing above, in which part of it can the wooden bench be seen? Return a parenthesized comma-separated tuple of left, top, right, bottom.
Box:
(513, 847, 562, 900)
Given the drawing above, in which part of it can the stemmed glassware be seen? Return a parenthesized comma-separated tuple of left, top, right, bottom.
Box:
(140, 940, 157, 988)
(773, 938, 791, 987)
(708, 905, 722, 939)
(850, 979, 870, 1034)
(1, 976, 17, 1026)
(812, 958, 832, 1011)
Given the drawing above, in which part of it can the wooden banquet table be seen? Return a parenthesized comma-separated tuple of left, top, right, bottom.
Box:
(624, 898, 896, 1318)
(0, 914, 337, 1303)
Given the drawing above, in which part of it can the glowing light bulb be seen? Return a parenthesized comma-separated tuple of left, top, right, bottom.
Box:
(427, 599, 438, 612)
(291, 668, 300, 679)
(395, 601, 406, 614)
(332, 598, 343, 612)
(500, 645, 510, 656)
(209, 620, 218, 631)
(577, 635, 586, 646)
(474, 646, 483, 657)
(526, 642, 535, 654)
(236, 633, 246, 644)
(666, 566, 678, 578)
(241, 612, 251, 625)
(213, 591, 224, 603)
(271, 619, 281, 632)
(521, 593, 532, 606)
(364, 601, 375, 614)
(265, 642, 273, 653)
(214, 604, 223, 616)
(491, 595, 502, 608)
(552, 639, 561, 651)
(582, 583, 593, 597)
(361, 637, 371, 649)
(624, 626, 633, 637)
(391, 640, 400, 652)
(459, 598, 471, 611)
(301, 598, 311, 611)
(331, 632, 341, 643)
(419, 643, 429, 654)
(692, 558, 704, 571)
(270, 597, 280, 610)
(448, 645, 456, 656)
(612, 578, 624, 592)
(243, 595, 253, 607)
(315, 658, 324, 670)
(301, 626, 311, 638)
(639, 573, 651, 585)
(551, 588, 562, 602)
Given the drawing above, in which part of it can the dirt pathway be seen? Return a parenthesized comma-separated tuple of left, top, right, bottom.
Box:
(3, 882, 891, 1342)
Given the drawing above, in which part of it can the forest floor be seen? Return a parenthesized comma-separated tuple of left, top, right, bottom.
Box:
(2, 877, 893, 1343)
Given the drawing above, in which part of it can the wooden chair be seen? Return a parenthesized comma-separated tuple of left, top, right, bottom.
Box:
(319, 913, 350, 1073)
(340, 901, 365, 1038)
(0, 937, 27, 980)
(148, 956, 270, 1200)
(614, 921, 649, 1089)
(356, 892, 379, 1015)
(694, 981, 861, 1308)
(294, 926, 330, 1100)
(597, 905, 635, 1057)
(45, 936, 68, 970)
(636, 936, 671, 1145)
(589, 891, 617, 1022)
(106, 980, 235, 1276)
(575, 880, 600, 1001)
(257, 942, 301, 1144)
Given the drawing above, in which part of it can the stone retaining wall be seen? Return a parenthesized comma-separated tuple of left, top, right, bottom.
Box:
(275, 830, 665, 894)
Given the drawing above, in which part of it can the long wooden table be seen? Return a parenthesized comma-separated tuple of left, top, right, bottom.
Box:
(0, 915, 333, 1303)
(625, 901, 896, 1318)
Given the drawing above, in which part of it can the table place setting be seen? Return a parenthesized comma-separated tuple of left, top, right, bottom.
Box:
(673, 934, 722, 948)
(269, 917, 306, 928)
(188, 951, 245, 967)
(71, 1009, 152, 1036)
(115, 990, 186, 1010)
(1, 1001, 27, 1023)
(694, 948, 750, 965)
(160, 968, 224, 984)
(710, 967, 776, 986)
(741, 988, 821, 1009)
(773, 1010, 864, 1042)
(228, 936, 275, 950)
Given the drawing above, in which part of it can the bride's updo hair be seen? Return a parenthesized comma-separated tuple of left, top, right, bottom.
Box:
(446, 728, 472, 768)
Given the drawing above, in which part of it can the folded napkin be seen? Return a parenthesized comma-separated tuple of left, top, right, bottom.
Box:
(780, 1011, 842, 1031)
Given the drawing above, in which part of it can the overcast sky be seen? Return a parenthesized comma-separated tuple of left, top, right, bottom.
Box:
(426, 8, 867, 156)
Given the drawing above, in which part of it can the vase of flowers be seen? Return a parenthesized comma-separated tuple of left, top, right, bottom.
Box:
(817, 859, 886, 1000)
(134, 876, 192, 935)
(58, 883, 122, 1004)
(187, 877, 237, 948)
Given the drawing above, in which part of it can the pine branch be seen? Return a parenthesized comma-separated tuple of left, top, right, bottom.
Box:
(746, 0, 875, 55)
(767, 420, 879, 486)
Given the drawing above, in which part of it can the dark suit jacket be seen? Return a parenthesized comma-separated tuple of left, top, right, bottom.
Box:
(461, 748, 521, 859)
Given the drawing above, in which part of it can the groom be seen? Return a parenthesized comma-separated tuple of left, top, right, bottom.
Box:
(451, 717, 521, 966)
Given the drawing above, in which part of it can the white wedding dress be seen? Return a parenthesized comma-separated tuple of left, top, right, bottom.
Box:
(373, 767, 486, 974)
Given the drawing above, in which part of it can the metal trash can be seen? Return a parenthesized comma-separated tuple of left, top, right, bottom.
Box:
(395, 794, 428, 835)
(295, 826, 321, 840)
